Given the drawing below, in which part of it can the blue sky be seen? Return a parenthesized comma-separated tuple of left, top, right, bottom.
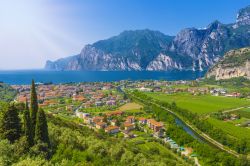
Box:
(0, 0, 249, 69)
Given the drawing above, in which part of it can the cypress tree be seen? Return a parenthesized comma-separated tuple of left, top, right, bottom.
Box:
(23, 105, 33, 146)
(1, 105, 21, 143)
(25, 99, 29, 111)
(35, 109, 50, 146)
(30, 79, 38, 140)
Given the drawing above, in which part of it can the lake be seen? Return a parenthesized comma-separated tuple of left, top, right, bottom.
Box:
(0, 70, 206, 85)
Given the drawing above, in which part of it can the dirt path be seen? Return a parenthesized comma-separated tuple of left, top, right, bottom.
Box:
(222, 106, 248, 113)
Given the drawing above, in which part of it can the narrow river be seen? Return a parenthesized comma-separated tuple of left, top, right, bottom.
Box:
(175, 118, 204, 143)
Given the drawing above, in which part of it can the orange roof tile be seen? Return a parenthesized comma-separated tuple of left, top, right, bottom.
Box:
(105, 125, 119, 131)
(124, 122, 134, 127)
(138, 117, 147, 121)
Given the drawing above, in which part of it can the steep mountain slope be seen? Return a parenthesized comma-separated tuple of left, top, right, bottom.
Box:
(206, 47, 250, 80)
(46, 30, 184, 71)
(45, 5, 250, 71)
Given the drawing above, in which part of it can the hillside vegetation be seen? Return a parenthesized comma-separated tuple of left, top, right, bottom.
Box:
(0, 83, 16, 102)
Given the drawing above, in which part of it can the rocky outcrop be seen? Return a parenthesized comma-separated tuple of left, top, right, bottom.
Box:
(146, 53, 182, 71)
(45, 6, 250, 71)
(170, 21, 231, 71)
(206, 47, 250, 80)
(236, 5, 250, 26)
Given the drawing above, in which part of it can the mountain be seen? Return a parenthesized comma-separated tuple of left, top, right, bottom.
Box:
(45, 30, 181, 71)
(45, 5, 250, 71)
(206, 47, 250, 80)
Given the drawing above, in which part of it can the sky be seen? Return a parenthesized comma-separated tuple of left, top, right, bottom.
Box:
(0, 0, 249, 70)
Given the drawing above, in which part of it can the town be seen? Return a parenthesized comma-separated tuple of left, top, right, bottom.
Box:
(12, 81, 200, 158)
(1, 78, 249, 165)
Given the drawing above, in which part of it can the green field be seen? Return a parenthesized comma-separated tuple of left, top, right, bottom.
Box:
(146, 92, 250, 114)
(232, 107, 250, 119)
(207, 118, 250, 139)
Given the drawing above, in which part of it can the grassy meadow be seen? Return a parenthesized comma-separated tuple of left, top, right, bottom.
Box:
(234, 108, 250, 119)
(146, 92, 250, 114)
(207, 118, 250, 139)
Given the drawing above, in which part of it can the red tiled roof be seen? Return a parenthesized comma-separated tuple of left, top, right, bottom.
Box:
(138, 117, 147, 121)
(124, 122, 134, 127)
(148, 119, 163, 127)
(105, 125, 119, 131)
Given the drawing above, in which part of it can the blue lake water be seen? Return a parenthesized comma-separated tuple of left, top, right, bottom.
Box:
(0, 70, 206, 85)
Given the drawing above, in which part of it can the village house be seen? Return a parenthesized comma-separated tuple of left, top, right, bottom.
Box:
(106, 100, 116, 106)
(138, 87, 152, 92)
(42, 100, 57, 106)
(225, 92, 241, 97)
(230, 114, 239, 120)
(84, 102, 92, 108)
(166, 138, 179, 149)
(66, 105, 74, 111)
(84, 117, 92, 124)
(188, 87, 209, 94)
(111, 119, 117, 126)
(17, 95, 27, 103)
(210, 88, 227, 96)
(92, 116, 104, 125)
(76, 112, 84, 119)
(147, 119, 164, 132)
(95, 101, 103, 106)
(123, 122, 134, 131)
(105, 126, 119, 134)
(95, 122, 107, 129)
(126, 116, 135, 124)
(153, 87, 162, 92)
(138, 117, 147, 124)
(181, 147, 193, 157)
(73, 95, 86, 102)
(154, 128, 165, 138)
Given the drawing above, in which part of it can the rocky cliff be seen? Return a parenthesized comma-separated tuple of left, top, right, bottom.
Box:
(45, 5, 250, 71)
(206, 47, 250, 80)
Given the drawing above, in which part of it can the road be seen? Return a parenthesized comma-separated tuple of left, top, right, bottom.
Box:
(128, 92, 240, 158)
(222, 106, 248, 113)
(194, 157, 201, 166)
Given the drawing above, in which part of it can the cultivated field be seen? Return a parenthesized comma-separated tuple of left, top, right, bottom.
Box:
(146, 92, 250, 114)
(118, 102, 143, 112)
(208, 118, 250, 139)
(234, 108, 250, 119)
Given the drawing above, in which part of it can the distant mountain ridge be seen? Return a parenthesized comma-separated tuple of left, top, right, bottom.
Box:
(45, 5, 250, 71)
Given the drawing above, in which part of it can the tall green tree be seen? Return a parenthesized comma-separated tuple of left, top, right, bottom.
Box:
(23, 107, 33, 146)
(25, 99, 29, 111)
(30, 79, 38, 139)
(35, 109, 50, 146)
(1, 105, 21, 143)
